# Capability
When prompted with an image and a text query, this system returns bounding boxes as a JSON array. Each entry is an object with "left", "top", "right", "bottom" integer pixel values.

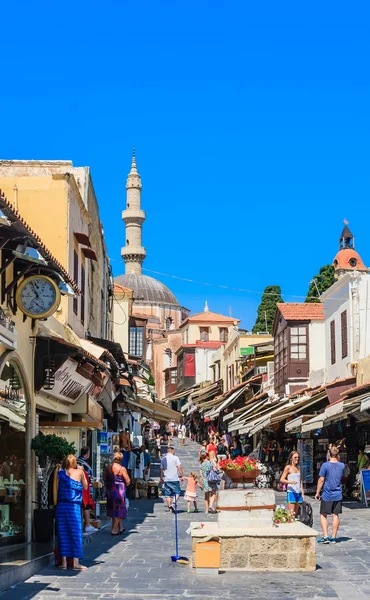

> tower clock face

[{"left": 15, "top": 275, "right": 61, "bottom": 319}]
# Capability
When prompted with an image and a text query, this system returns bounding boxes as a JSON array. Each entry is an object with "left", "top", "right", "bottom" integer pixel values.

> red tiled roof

[
  {"left": 180, "top": 310, "right": 239, "bottom": 327},
  {"left": 277, "top": 303, "right": 324, "bottom": 321},
  {"left": 340, "top": 379, "right": 370, "bottom": 399},
  {"left": 0, "top": 190, "right": 80, "bottom": 293}
]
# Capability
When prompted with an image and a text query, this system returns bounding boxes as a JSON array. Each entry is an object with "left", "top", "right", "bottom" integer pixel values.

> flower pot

[
  {"left": 222, "top": 469, "right": 261, "bottom": 483},
  {"left": 34, "top": 508, "right": 54, "bottom": 543}
]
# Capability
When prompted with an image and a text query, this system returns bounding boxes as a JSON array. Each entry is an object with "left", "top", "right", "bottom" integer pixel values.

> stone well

[{"left": 191, "top": 489, "right": 318, "bottom": 572}]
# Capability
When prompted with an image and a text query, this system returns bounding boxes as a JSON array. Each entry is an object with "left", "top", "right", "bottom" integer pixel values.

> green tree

[
  {"left": 252, "top": 285, "right": 283, "bottom": 334},
  {"left": 31, "top": 434, "right": 76, "bottom": 509},
  {"left": 306, "top": 265, "right": 335, "bottom": 303}
]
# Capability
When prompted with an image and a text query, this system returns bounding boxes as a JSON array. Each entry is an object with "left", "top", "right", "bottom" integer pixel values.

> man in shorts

[
  {"left": 160, "top": 446, "right": 184, "bottom": 513},
  {"left": 315, "top": 446, "right": 345, "bottom": 544}
]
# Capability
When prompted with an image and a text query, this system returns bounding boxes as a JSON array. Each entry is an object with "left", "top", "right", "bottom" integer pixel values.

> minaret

[{"left": 121, "top": 150, "right": 146, "bottom": 274}]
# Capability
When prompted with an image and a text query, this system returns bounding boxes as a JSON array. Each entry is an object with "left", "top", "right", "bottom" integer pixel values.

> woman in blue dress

[{"left": 56, "top": 454, "right": 88, "bottom": 570}]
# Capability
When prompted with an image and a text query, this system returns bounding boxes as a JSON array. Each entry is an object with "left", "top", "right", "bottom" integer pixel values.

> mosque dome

[{"left": 115, "top": 273, "right": 179, "bottom": 306}]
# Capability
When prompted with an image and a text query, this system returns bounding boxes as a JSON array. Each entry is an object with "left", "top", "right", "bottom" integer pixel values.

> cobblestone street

[{"left": 3, "top": 439, "right": 370, "bottom": 600}]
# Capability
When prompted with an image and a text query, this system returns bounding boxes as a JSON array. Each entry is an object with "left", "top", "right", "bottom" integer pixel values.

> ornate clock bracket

[{"left": 4, "top": 264, "right": 33, "bottom": 314}]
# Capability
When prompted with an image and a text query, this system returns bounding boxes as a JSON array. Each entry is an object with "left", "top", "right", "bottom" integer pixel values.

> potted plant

[
  {"left": 31, "top": 434, "right": 76, "bottom": 543},
  {"left": 274, "top": 504, "right": 297, "bottom": 525},
  {"left": 218, "top": 456, "right": 265, "bottom": 484}
]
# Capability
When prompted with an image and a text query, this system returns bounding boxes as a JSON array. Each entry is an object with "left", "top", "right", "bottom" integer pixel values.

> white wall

[
  {"left": 113, "top": 296, "right": 130, "bottom": 355},
  {"left": 322, "top": 272, "right": 370, "bottom": 383},
  {"left": 195, "top": 348, "right": 218, "bottom": 384},
  {"left": 309, "top": 321, "right": 326, "bottom": 372}
]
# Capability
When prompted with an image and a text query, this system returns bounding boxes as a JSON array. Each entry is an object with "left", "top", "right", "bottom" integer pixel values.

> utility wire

[{"left": 109, "top": 257, "right": 346, "bottom": 301}]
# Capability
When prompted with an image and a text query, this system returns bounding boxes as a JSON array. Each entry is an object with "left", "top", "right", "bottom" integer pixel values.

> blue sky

[{"left": 1, "top": 1, "right": 370, "bottom": 328}]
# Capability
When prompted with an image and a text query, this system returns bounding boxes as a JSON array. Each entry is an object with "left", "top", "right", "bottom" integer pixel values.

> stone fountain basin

[{"left": 191, "top": 521, "right": 319, "bottom": 572}]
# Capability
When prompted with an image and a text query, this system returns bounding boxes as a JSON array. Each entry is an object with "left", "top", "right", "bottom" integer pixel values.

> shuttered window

[
  {"left": 341, "top": 310, "right": 348, "bottom": 358},
  {"left": 330, "top": 320, "right": 336, "bottom": 365},
  {"left": 73, "top": 250, "right": 78, "bottom": 315}
]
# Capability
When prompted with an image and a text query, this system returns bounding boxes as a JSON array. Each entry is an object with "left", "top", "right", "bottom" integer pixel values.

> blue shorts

[
  {"left": 163, "top": 481, "right": 181, "bottom": 498},
  {"left": 287, "top": 491, "right": 303, "bottom": 504}
]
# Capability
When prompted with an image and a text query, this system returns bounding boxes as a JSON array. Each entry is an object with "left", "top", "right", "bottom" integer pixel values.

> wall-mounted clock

[{"left": 15, "top": 275, "right": 61, "bottom": 319}]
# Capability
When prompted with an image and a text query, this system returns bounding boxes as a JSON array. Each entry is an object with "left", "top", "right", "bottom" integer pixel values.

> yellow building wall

[
  {"left": 0, "top": 176, "right": 68, "bottom": 269},
  {"left": 183, "top": 322, "right": 235, "bottom": 344}
]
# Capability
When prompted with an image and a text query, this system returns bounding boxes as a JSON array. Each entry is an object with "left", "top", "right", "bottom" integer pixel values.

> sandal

[
  {"left": 111, "top": 532, "right": 120, "bottom": 536},
  {"left": 119, "top": 528, "right": 126, "bottom": 534},
  {"left": 57, "top": 565, "right": 67, "bottom": 570},
  {"left": 72, "top": 565, "right": 88, "bottom": 571}
]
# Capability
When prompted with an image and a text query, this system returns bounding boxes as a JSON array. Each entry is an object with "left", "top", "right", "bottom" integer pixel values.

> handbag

[{"left": 207, "top": 465, "right": 221, "bottom": 483}]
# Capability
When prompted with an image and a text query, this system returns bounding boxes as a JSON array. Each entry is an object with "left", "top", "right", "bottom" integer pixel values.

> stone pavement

[{"left": 3, "top": 439, "right": 370, "bottom": 600}]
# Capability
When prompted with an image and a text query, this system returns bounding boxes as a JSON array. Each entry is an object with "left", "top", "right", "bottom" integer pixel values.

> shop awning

[
  {"left": 204, "top": 383, "right": 250, "bottom": 419},
  {"left": 190, "top": 380, "right": 223, "bottom": 405},
  {"left": 164, "top": 386, "right": 199, "bottom": 404},
  {"left": 120, "top": 394, "right": 181, "bottom": 422},
  {"left": 285, "top": 415, "right": 313, "bottom": 432},
  {"left": 301, "top": 414, "right": 325, "bottom": 432},
  {"left": 239, "top": 401, "right": 292, "bottom": 435},
  {"left": 361, "top": 396, "right": 370, "bottom": 412},
  {"left": 0, "top": 404, "right": 26, "bottom": 431},
  {"left": 225, "top": 399, "right": 266, "bottom": 429}
]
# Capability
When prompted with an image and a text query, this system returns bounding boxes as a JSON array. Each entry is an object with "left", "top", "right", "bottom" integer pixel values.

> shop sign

[
  {"left": 40, "top": 358, "right": 92, "bottom": 404},
  {"left": 39, "top": 425, "right": 80, "bottom": 449},
  {"left": 88, "top": 371, "right": 109, "bottom": 402},
  {"left": 298, "top": 438, "right": 313, "bottom": 483},
  {"left": 240, "top": 347, "right": 254, "bottom": 356}
]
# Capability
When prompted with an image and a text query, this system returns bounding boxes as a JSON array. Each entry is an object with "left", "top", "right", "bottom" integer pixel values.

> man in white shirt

[
  {"left": 178, "top": 422, "right": 187, "bottom": 446},
  {"left": 160, "top": 447, "right": 184, "bottom": 513}
]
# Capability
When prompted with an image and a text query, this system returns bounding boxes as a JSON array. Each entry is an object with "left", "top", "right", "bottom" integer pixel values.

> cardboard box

[
  {"left": 90, "top": 520, "right": 101, "bottom": 529},
  {"left": 195, "top": 541, "right": 220, "bottom": 568}
]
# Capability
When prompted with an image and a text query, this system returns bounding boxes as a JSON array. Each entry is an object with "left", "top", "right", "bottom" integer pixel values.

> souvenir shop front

[
  {"left": 251, "top": 421, "right": 299, "bottom": 489},
  {"left": 304, "top": 414, "right": 370, "bottom": 499},
  {"left": 0, "top": 353, "right": 31, "bottom": 547}
]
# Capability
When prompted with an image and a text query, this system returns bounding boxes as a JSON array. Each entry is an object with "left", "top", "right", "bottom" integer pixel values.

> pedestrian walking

[
  {"left": 280, "top": 451, "right": 304, "bottom": 517},
  {"left": 183, "top": 472, "right": 201, "bottom": 513},
  {"left": 315, "top": 446, "right": 345, "bottom": 544},
  {"left": 199, "top": 453, "right": 217, "bottom": 514},
  {"left": 155, "top": 433, "right": 162, "bottom": 459},
  {"left": 216, "top": 438, "right": 228, "bottom": 461},
  {"left": 165, "top": 422, "right": 172, "bottom": 446},
  {"left": 104, "top": 452, "right": 131, "bottom": 535},
  {"left": 207, "top": 437, "right": 217, "bottom": 461},
  {"left": 178, "top": 422, "right": 187, "bottom": 446},
  {"left": 160, "top": 446, "right": 184, "bottom": 513},
  {"left": 77, "top": 446, "right": 95, "bottom": 533},
  {"left": 198, "top": 440, "right": 207, "bottom": 460},
  {"left": 143, "top": 446, "right": 151, "bottom": 481},
  {"left": 230, "top": 436, "right": 242, "bottom": 459},
  {"left": 358, "top": 447, "right": 368, "bottom": 472},
  {"left": 56, "top": 454, "right": 88, "bottom": 571}
]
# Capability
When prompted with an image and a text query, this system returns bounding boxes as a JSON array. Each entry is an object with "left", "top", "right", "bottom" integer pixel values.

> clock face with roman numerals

[{"left": 15, "top": 275, "right": 61, "bottom": 319}]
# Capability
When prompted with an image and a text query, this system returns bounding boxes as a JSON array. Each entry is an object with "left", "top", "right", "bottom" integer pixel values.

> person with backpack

[
  {"left": 315, "top": 445, "right": 345, "bottom": 544},
  {"left": 199, "top": 453, "right": 218, "bottom": 514}
]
